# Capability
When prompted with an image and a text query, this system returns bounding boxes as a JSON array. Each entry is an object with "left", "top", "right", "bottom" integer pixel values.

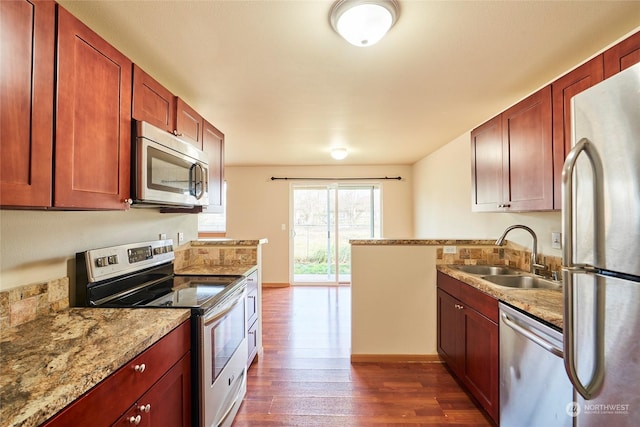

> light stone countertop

[
  {"left": 175, "top": 264, "right": 257, "bottom": 276},
  {"left": 0, "top": 308, "right": 190, "bottom": 427},
  {"left": 437, "top": 265, "right": 563, "bottom": 329},
  {"left": 350, "top": 239, "right": 497, "bottom": 246},
  {"left": 191, "top": 238, "right": 268, "bottom": 246}
]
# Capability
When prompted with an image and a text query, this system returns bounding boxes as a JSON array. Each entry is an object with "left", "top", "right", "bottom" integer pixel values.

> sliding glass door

[{"left": 291, "top": 184, "right": 381, "bottom": 284}]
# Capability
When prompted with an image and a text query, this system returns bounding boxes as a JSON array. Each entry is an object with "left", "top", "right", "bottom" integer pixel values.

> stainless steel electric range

[{"left": 75, "top": 239, "right": 248, "bottom": 427}]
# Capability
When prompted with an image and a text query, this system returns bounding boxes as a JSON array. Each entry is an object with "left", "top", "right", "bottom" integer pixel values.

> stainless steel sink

[
  {"left": 483, "top": 274, "right": 561, "bottom": 290},
  {"left": 451, "top": 265, "right": 522, "bottom": 275}
]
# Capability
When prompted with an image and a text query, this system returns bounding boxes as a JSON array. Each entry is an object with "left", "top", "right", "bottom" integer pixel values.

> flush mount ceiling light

[
  {"left": 330, "top": 0, "right": 399, "bottom": 47},
  {"left": 331, "top": 148, "right": 349, "bottom": 160}
]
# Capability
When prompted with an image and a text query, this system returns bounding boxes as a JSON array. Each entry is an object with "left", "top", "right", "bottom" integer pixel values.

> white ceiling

[{"left": 58, "top": 1, "right": 640, "bottom": 167}]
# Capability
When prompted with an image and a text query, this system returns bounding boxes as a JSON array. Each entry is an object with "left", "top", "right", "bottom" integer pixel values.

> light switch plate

[{"left": 551, "top": 232, "right": 561, "bottom": 249}]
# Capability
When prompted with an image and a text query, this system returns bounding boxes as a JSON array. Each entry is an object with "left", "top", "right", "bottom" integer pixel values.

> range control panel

[{"left": 83, "top": 240, "right": 175, "bottom": 283}]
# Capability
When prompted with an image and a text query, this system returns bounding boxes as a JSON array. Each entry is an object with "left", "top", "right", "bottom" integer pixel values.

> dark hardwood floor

[{"left": 233, "top": 286, "right": 493, "bottom": 426}]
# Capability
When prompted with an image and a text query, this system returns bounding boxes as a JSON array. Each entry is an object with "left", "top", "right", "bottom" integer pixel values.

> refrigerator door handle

[{"left": 561, "top": 137, "right": 606, "bottom": 400}]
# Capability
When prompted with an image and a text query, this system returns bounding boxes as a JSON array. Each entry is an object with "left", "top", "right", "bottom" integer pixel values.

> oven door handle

[{"left": 203, "top": 286, "right": 245, "bottom": 325}]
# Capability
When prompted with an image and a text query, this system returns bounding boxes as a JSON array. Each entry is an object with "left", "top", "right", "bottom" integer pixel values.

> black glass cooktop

[{"left": 101, "top": 274, "right": 244, "bottom": 312}]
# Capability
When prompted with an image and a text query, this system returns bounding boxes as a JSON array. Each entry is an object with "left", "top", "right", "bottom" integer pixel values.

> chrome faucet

[{"left": 495, "top": 224, "right": 546, "bottom": 274}]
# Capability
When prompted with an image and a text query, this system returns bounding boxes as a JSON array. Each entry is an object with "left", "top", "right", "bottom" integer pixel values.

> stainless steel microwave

[{"left": 132, "top": 121, "right": 209, "bottom": 207}]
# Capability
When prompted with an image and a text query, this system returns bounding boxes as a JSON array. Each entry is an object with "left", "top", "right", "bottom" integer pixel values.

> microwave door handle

[
  {"left": 194, "top": 163, "right": 204, "bottom": 200},
  {"left": 189, "top": 163, "right": 196, "bottom": 197},
  {"left": 188, "top": 163, "right": 205, "bottom": 199}
]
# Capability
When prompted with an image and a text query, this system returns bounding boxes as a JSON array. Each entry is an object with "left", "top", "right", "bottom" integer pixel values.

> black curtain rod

[{"left": 270, "top": 176, "right": 402, "bottom": 181}]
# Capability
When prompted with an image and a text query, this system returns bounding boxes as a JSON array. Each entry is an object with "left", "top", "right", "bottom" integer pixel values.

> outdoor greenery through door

[{"left": 292, "top": 184, "right": 381, "bottom": 284}]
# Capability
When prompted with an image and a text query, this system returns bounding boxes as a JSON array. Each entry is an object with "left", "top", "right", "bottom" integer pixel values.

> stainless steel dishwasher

[{"left": 499, "top": 302, "right": 574, "bottom": 427}]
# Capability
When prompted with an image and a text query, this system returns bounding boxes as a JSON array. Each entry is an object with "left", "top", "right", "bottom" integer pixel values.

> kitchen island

[{"left": 0, "top": 306, "right": 190, "bottom": 426}]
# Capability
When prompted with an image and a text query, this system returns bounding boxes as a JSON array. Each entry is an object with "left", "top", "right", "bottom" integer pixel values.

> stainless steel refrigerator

[{"left": 562, "top": 61, "right": 640, "bottom": 425}]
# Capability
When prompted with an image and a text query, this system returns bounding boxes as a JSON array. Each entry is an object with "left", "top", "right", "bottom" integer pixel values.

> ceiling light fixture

[
  {"left": 331, "top": 148, "right": 349, "bottom": 160},
  {"left": 330, "top": 0, "right": 399, "bottom": 47}
]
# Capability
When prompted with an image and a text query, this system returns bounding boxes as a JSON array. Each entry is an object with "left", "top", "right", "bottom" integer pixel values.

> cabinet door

[
  {"left": 551, "top": 56, "right": 603, "bottom": 209},
  {"left": 462, "top": 307, "right": 499, "bottom": 422},
  {"left": 470, "top": 115, "right": 502, "bottom": 212},
  {"left": 501, "top": 85, "right": 553, "bottom": 211},
  {"left": 202, "top": 120, "right": 225, "bottom": 213},
  {"left": 55, "top": 6, "right": 132, "bottom": 209},
  {"left": 436, "top": 289, "right": 463, "bottom": 376},
  {"left": 132, "top": 64, "right": 176, "bottom": 133},
  {"left": 604, "top": 30, "right": 640, "bottom": 78},
  {"left": 114, "top": 353, "right": 192, "bottom": 427},
  {"left": 0, "top": 0, "right": 54, "bottom": 207},
  {"left": 176, "top": 98, "right": 204, "bottom": 149}
]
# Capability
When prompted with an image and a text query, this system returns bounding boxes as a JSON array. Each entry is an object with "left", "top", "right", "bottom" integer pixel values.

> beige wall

[
  {"left": 412, "top": 131, "right": 562, "bottom": 257},
  {"left": 224, "top": 165, "right": 414, "bottom": 284},
  {"left": 0, "top": 210, "right": 198, "bottom": 292}
]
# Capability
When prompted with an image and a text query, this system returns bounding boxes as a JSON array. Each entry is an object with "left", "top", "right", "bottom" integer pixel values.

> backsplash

[
  {"left": 0, "top": 277, "right": 69, "bottom": 329},
  {"left": 174, "top": 245, "right": 257, "bottom": 270},
  {"left": 435, "top": 242, "right": 562, "bottom": 275}
]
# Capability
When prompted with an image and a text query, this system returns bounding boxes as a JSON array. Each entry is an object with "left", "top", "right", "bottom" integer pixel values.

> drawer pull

[
  {"left": 129, "top": 415, "right": 142, "bottom": 424},
  {"left": 139, "top": 403, "right": 151, "bottom": 413},
  {"left": 134, "top": 363, "right": 146, "bottom": 373}
]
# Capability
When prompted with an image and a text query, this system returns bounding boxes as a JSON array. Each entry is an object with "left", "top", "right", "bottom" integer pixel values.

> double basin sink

[{"left": 451, "top": 265, "right": 561, "bottom": 290}]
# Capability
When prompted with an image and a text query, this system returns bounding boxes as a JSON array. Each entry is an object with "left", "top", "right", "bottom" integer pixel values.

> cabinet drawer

[
  {"left": 436, "top": 271, "right": 498, "bottom": 322},
  {"left": 44, "top": 320, "right": 190, "bottom": 427},
  {"left": 247, "top": 318, "right": 258, "bottom": 365}
]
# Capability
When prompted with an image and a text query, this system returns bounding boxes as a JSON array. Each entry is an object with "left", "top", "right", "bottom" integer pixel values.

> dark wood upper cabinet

[
  {"left": 501, "top": 85, "right": 553, "bottom": 211},
  {"left": 176, "top": 98, "right": 204, "bottom": 149},
  {"left": 604, "top": 30, "right": 640, "bottom": 78},
  {"left": 471, "top": 86, "right": 553, "bottom": 212},
  {"left": 0, "top": 0, "right": 55, "bottom": 208},
  {"left": 132, "top": 64, "right": 176, "bottom": 133},
  {"left": 551, "top": 56, "right": 604, "bottom": 208},
  {"left": 202, "top": 120, "right": 225, "bottom": 213},
  {"left": 471, "top": 115, "right": 502, "bottom": 212},
  {"left": 132, "top": 67, "right": 206, "bottom": 149},
  {"left": 54, "top": 6, "right": 132, "bottom": 209}
]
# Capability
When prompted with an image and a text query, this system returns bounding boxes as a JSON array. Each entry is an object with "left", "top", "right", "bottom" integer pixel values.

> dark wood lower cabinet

[
  {"left": 437, "top": 272, "right": 499, "bottom": 423},
  {"left": 113, "top": 353, "right": 191, "bottom": 427}
]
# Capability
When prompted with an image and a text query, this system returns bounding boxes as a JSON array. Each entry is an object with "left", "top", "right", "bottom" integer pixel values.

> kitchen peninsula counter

[
  {"left": 349, "top": 238, "right": 562, "bottom": 359},
  {"left": 0, "top": 308, "right": 190, "bottom": 427}
]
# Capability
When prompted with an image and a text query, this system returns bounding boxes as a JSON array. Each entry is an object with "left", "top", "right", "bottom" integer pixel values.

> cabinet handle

[
  {"left": 172, "top": 129, "right": 183, "bottom": 137},
  {"left": 134, "top": 363, "right": 146, "bottom": 373},
  {"left": 454, "top": 304, "right": 464, "bottom": 310},
  {"left": 497, "top": 203, "right": 512, "bottom": 208},
  {"left": 128, "top": 415, "right": 142, "bottom": 425},
  {"left": 139, "top": 403, "right": 151, "bottom": 413}
]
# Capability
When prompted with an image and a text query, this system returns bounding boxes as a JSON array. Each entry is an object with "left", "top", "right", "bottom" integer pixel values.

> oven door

[
  {"left": 201, "top": 285, "right": 247, "bottom": 427},
  {"left": 134, "top": 122, "right": 209, "bottom": 207}
]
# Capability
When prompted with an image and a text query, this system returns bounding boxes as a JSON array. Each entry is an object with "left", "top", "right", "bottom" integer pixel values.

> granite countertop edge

[
  {"left": 437, "top": 265, "right": 563, "bottom": 329},
  {"left": 350, "top": 239, "right": 497, "bottom": 246},
  {"left": 0, "top": 308, "right": 191, "bottom": 427}
]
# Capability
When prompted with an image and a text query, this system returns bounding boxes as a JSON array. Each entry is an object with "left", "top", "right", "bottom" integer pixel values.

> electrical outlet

[
  {"left": 159, "top": 233, "right": 167, "bottom": 240},
  {"left": 281, "top": 223, "right": 286, "bottom": 231},
  {"left": 178, "top": 232, "right": 184, "bottom": 244},
  {"left": 443, "top": 246, "right": 457, "bottom": 254},
  {"left": 551, "top": 232, "right": 562, "bottom": 249}
]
